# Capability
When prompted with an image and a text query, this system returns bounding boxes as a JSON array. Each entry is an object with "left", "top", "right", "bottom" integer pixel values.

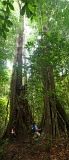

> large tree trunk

[
  {"left": 42, "top": 76, "right": 52, "bottom": 138},
  {"left": 2, "top": 15, "right": 33, "bottom": 140},
  {"left": 41, "top": 66, "right": 59, "bottom": 138},
  {"left": 41, "top": 66, "right": 69, "bottom": 139}
]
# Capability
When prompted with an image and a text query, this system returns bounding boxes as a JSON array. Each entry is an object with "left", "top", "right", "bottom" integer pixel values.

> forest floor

[{"left": 0, "top": 131, "right": 69, "bottom": 160}]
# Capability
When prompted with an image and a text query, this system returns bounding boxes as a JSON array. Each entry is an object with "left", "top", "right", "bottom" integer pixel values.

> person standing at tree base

[
  {"left": 11, "top": 126, "right": 16, "bottom": 142},
  {"left": 32, "top": 122, "right": 41, "bottom": 138}
]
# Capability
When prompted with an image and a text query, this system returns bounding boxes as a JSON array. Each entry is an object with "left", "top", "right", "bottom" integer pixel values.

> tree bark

[
  {"left": 41, "top": 66, "right": 59, "bottom": 138},
  {"left": 42, "top": 71, "right": 52, "bottom": 138},
  {"left": 48, "top": 66, "right": 59, "bottom": 137}
]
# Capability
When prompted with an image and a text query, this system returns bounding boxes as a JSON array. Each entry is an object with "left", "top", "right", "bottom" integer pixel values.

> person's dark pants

[{"left": 11, "top": 134, "right": 16, "bottom": 142}]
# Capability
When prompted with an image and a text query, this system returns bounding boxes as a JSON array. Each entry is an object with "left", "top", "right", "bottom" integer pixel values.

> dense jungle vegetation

[{"left": 0, "top": 0, "right": 69, "bottom": 160}]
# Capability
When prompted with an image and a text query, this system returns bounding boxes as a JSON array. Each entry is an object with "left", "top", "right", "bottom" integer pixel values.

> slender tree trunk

[
  {"left": 48, "top": 66, "right": 59, "bottom": 137},
  {"left": 16, "top": 33, "right": 23, "bottom": 95},
  {"left": 23, "top": 14, "right": 27, "bottom": 85},
  {"left": 42, "top": 73, "right": 52, "bottom": 138}
]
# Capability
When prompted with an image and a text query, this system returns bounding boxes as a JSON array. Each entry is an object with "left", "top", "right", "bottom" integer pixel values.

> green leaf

[
  {"left": 9, "top": 3, "right": 14, "bottom": 10},
  {"left": 5, "top": 28, "right": 9, "bottom": 32},
  {"left": 28, "top": 4, "right": 34, "bottom": 13},
  {"left": 3, "top": 32, "right": 6, "bottom": 39},
  {"left": 0, "top": 9, "right": 6, "bottom": 14},
  {"left": 2, "top": 1, "right": 7, "bottom": 6},
  {"left": 0, "top": 29, "right": 2, "bottom": 36},
  {"left": 28, "top": 0, "right": 35, "bottom": 5},
  {"left": 20, "top": 5, "right": 26, "bottom": 16},
  {"left": 6, "top": 20, "right": 13, "bottom": 27},
  {"left": 2, "top": 23, "right": 6, "bottom": 28},
  {"left": 0, "top": 15, "right": 4, "bottom": 20},
  {"left": 26, "top": 6, "right": 31, "bottom": 18},
  {"left": 20, "top": 0, "right": 26, "bottom": 2},
  {"left": 5, "top": 15, "right": 9, "bottom": 20},
  {"left": 6, "top": 6, "right": 10, "bottom": 14}
]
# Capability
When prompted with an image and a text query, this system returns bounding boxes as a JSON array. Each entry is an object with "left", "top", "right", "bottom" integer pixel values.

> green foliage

[
  {"left": 28, "top": 31, "right": 69, "bottom": 75},
  {"left": 35, "top": 0, "right": 69, "bottom": 34},
  {"left": 26, "top": 27, "right": 69, "bottom": 120},
  {"left": 24, "top": 0, "right": 69, "bottom": 121},
  {"left": 27, "top": 77, "right": 44, "bottom": 122},
  {"left": 20, "top": 0, "right": 36, "bottom": 18},
  {"left": 55, "top": 75, "right": 69, "bottom": 118},
  {"left": 0, "top": 0, "right": 36, "bottom": 38},
  {"left": 0, "top": 97, "right": 8, "bottom": 135},
  {"left": 0, "top": 0, "right": 14, "bottom": 39},
  {"left": 0, "top": 9, "right": 20, "bottom": 89},
  {"left": 0, "top": 61, "right": 9, "bottom": 86}
]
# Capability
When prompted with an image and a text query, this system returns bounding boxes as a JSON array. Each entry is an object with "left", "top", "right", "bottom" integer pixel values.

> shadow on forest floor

[{"left": 0, "top": 131, "right": 69, "bottom": 160}]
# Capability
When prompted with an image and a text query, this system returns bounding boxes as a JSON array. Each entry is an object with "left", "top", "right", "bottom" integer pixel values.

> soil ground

[{"left": 0, "top": 131, "right": 69, "bottom": 160}]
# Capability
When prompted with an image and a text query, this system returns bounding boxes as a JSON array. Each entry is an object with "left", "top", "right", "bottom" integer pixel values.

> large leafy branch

[{"left": 0, "top": 0, "right": 36, "bottom": 39}]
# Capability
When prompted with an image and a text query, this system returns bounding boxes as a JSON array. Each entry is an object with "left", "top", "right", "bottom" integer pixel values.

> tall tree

[
  {"left": 2, "top": 0, "right": 34, "bottom": 140},
  {"left": 27, "top": 29, "right": 69, "bottom": 138}
]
